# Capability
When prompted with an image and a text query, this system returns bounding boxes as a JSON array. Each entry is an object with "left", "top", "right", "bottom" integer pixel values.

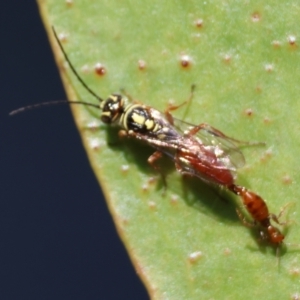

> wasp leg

[
  {"left": 165, "top": 84, "right": 196, "bottom": 125},
  {"left": 119, "top": 89, "right": 145, "bottom": 105},
  {"left": 236, "top": 209, "right": 274, "bottom": 246},
  {"left": 270, "top": 202, "right": 295, "bottom": 226},
  {"left": 165, "top": 102, "right": 188, "bottom": 125},
  {"left": 119, "top": 88, "right": 135, "bottom": 102},
  {"left": 148, "top": 151, "right": 168, "bottom": 188},
  {"left": 236, "top": 208, "right": 256, "bottom": 228},
  {"left": 119, "top": 130, "right": 167, "bottom": 188},
  {"left": 118, "top": 129, "right": 128, "bottom": 139},
  {"left": 148, "top": 150, "right": 163, "bottom": 166}
]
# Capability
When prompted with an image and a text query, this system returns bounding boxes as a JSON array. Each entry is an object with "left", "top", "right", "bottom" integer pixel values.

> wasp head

[{"left": 100, "top": 94, "right": 126, "bottom": 124}]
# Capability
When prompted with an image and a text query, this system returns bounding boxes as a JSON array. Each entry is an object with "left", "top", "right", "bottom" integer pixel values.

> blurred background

[{"left": 1, "top": 1, "right": 148, "bottom": 299}]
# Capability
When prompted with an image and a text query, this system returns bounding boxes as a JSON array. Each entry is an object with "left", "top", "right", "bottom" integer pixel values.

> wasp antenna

[
  {"left": 51, "top": 26, "right": 104, "bottom": 103},
  {"left": 276, "top": 246, "right": 281, "bottom": 271},
  {"left": 9, "top": 100, "right": 100, "bottom": 116}
]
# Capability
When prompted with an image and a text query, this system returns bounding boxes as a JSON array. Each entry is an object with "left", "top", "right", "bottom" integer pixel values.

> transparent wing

[
  {"left": 171, "top": 118, "right": 246, "bottom": 171},
  {"left": 138, "top": 107, "right": 246, "bottom": 174}
]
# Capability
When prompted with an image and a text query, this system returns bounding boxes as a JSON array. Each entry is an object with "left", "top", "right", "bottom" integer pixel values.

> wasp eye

[
  {"left": 101, "top": 111, "right": 112, "bottom": 124},
  {"left": 102, "top": 100, "right": 114, "bottom": 112}
]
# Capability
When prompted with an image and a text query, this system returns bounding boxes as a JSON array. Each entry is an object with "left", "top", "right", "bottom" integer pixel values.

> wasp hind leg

[
  {"left": 236, "top": 208, "right": 256, "bottom": 228},
  {"left": 270, "top": 202, "right": 295, "bottom": 226},
  {"left": 148, "top": 151, "right": 168, "bottom": 190}
]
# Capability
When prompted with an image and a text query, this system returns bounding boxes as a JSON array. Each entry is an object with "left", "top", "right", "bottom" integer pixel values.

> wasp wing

[
  {"left": 171, "top": 118, "right": 246, "bottom": 171},
  {"left": 130, "top": 107, "right": 245, "bottom": 178}
]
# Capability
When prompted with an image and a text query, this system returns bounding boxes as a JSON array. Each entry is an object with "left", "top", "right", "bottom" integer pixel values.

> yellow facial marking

[
  {"left": 101, "top": 111, "right": 111, "bottom": 117},
  {"left": 110, "top": 95, "right": 118, "bottom": 102}
]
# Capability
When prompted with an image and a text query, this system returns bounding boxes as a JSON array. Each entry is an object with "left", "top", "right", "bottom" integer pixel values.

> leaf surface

[{"left": 38, "top": 1, "right": 300, "bottom": 299}]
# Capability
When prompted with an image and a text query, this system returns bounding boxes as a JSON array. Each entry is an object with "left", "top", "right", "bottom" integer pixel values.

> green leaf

[{"left": 38, "top": 1, "right": 300, "bottom": 299}]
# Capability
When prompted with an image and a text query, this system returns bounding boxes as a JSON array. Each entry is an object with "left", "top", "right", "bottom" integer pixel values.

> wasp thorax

[{"left": 100, "top": 94, "right": 126, "bottom": 124}]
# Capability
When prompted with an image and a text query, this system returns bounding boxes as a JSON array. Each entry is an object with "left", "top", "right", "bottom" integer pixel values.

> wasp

[
  {"left": 160, "top": 120, "right": 287, "bottom": 252},
  {"left": 172, "top": 123, "right": 287, "bottom": 248},
  {"left": 10, "top": 27, "right": 289, "bottom": 255}
]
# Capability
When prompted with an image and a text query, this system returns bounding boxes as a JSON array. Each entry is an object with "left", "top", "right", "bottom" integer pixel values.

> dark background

[{"left": 1, "top": 2, "right": 148, "bottom": 299}]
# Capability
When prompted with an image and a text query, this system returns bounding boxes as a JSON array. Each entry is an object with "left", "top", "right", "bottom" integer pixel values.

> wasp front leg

[
  {"left": 165, "top": 102, "right": 188, "bottom": 126},
  {"left": 164, "top": 84, "right": 195, "bottom": 125},
  {"left": 122, "top": 130, "right": 168, "bottom": 187},
  {"left": 118, "top": 129, "right": 128, "bottom": 138}
]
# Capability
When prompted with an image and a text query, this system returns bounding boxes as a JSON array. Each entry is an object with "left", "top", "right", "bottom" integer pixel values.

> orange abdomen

[{"left": 237, "top": 187, "right": 269, "bottom": 222}]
